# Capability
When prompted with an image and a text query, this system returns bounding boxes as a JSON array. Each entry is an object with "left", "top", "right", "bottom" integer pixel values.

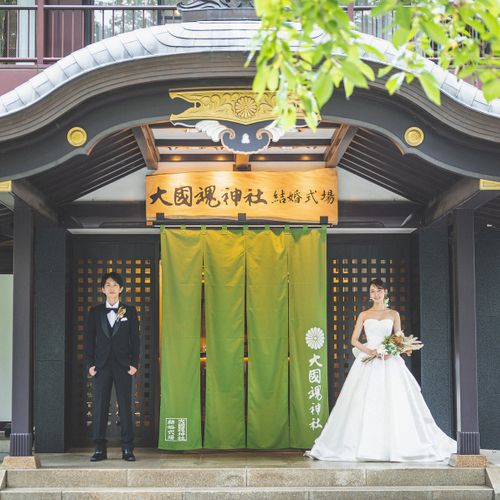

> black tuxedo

[
  {"left": 84, "top": 302, "right": 140, "bottom": 370},
  {"left": 84, "top": 302, "right": 140, "bottom": 448}
]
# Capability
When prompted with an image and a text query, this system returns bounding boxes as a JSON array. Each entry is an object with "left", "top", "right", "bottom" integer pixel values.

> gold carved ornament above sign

[
  {"left": 169, "top": 89, "right": 305, "bottom": 126},
  {"left": 145, "top": 169, "right": 338, "bottom": 225}
]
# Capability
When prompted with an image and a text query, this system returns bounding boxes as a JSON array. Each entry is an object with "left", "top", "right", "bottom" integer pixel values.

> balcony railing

[
  {"left": 0, "top": 2, "right": 180, "bottom": 65},
  {"left": 0, "top": 2, "right": 449, "bottom": 67}
]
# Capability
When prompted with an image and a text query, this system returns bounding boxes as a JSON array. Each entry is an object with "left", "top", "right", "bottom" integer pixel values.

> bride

[{"left": 305, "top": 278, "right": 457, "bottom": 462}]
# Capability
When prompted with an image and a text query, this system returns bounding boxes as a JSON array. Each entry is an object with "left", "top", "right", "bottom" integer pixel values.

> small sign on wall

[{"left": 146, "top": 169, "right": 338, "bottom": 224}]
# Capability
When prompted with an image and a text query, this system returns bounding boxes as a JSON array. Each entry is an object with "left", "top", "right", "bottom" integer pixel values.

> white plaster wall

[{"left": 0, "top": 275, "right": 13, "bottom": 421}]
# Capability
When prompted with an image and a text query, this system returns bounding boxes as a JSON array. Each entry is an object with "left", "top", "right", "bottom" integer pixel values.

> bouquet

[{"left": 361, "top": 330, "right": 424, "bottom": 363}]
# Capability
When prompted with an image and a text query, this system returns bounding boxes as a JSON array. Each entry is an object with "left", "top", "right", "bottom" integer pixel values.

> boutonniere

[{"left": 116, "top": 306, "right": 127, "bottom": 321}]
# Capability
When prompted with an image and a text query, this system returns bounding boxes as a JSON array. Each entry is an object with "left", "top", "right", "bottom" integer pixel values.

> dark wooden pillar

[
  {"left": 33, "top": 220, "right": 68, "bottom": 452},
  {"left": 9, "top": 198, "right": 34, "bottom": 456},
  {"left": 418, "top": 220, "right": 454, "bottom": 436},
  {"left": 451, "top": 209, "right": 480, "bottom": 454}
]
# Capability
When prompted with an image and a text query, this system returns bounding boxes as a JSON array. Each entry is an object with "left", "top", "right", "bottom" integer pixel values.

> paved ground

[{"left": 1, "top": 433, "right": 499, "bottom": 469}]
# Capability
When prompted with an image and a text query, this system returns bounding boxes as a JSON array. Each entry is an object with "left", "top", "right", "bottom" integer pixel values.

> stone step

[
  {"left": 3, "top": 467, "right": 487, "bottom": 489},
  {"left": 0, "top": 485, "right": 494, "bottom": 500}
]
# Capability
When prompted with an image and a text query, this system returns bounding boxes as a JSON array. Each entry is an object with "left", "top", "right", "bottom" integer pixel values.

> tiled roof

[{"left": 0, "top": 21, "right": 499, "bottom": 119}]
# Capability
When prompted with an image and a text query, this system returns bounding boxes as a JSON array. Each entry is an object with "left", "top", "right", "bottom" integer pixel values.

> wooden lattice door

[
  {"left": 70, "top": 235, "right": 159, "bottom": 447},
  {"left": 326, "top": 234, "right": 414, "bottom": 409}
]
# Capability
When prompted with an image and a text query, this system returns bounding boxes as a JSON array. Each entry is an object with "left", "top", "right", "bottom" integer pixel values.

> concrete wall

[
  {"left": 475, "top": 229, "right": 500, "bottom": 450},
  {"left": 0, "top": 274, "right": 13, "bottom": 422}
]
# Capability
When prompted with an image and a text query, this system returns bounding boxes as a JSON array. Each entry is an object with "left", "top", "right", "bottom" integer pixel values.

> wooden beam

[
  {"left": 155, "top": 138, "right": 332, "bottom": 148},
  {"left": 133, "top": 125, "right": 159, "bottom": 170},
  {"left": 424, "top": 177, "right": 500, "bottom": 226},
  {"left": 324, "top": 124, "right": 358, "bottom": 167},
  {"left": 15, "top": 180, "right": 59, "bottom": 224},
  {"left": 338, "top": 201, "right": 422, "bottom": 228},
  {"left": 233, "top": 154, "right": 250, "bottom": 171},
  {"left": 0, "top": 179, "right": 59, "bottom": 224},
  {"left": 159, "top": 153, "right": 325, "bottom": 163},
  {"left": 61, "top": 200, "right": 420, "bottom": 229}
]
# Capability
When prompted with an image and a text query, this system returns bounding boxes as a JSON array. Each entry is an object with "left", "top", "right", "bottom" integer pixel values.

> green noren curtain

[
  {"left": 158, "top": 229, "right": 203, "bottom": 450},
  {"left": 204, "top": 229, "right": 246, "bottom": 449},
  {"left": 246, "top": 229, "right": 289, "bottom": 448},
  {"left": 288, "top": 227, "right": 329, "bottom": 448},
  {"left": 159, "top": 227, "right": 328, "bottom": 450}
]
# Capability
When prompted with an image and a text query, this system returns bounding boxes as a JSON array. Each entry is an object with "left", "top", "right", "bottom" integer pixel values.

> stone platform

[{"left": 0, "top": 449, "right": 499, "bottom": 499}]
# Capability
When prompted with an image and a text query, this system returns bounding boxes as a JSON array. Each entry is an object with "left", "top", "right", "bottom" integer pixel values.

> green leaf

[
  {"left": 254, "top": 0, "right": 267, "bottom": 17},
  {"left": 359, "top": 43, "right": 386, "bottom": 62},
  {"left": 405, "top": 73, "right": 415, "bottom": 84},
  {"left": 457, "top": 65, "right": 478, "bottom": 79},
  {"left": 343, "top": 78, "right": 354, "bottom": 99},
  {"left": 482, "top": 12, "right": 500, "bottom": 36},
  {"left": 393, "top": 27, "right": 410, "bottom": 48},
  {"left": 341, "top": 60, "right": 369, "bottom": 88},
  {"left": 378, "top": 65, "right": 394, "bottom": 78},
  {"left": 252, "top": 64, "right": 269, "bottom": 95},
  {"left": 267, "top": 67, "right": 279, "bottom": 92},
  {"left": 312, "top": 71, "right": 334, "bottom": 107},
  {"left": 371, "top": 0, "right": 398, "bottom": 17},
  {"left": 282, "top": 61, "right": 298, "bottom": 87},
  {"left": 482, "top": 78, "right": 500, "bottom": 101},
  {"left": 358, "top": 61, "right": 375, "bottom": 81},
  {"left": 300, "top": 92, "right": 316, "bottom": 114},
  {"left": 417, "top": 72, "right": 441, "bottom": 105},
  {"left": 386, "top": 71, "right": 405, "bottom": 95},
  {"left": 282, "top": 105, "right": 297, "bottom": 130},
  {"left": 421, "top": 20, "right": 448, "bottom": 46},
  {"left": 331, "top": 67, "right": 344, "bottom": 87},
  {"left": 304, "top": 111, "right": 319, "bottom": 130}
]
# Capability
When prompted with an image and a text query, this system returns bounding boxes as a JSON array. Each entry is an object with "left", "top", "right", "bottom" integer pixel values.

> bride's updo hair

[{"left": 370, "top": 278, "right": 387, "bottom": 290}]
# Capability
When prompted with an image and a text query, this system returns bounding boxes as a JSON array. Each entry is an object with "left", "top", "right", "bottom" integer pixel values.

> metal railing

[
  {"left": 0, "top": 2, "right": 179, "bottom": 65},
  {"left": 0, "top": 2, "right": 476, "bottom": 66}
]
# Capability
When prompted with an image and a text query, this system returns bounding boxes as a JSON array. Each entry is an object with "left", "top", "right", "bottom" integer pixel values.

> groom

[{"left": 84, "top": 271, "right": 140, "bottom": 462}]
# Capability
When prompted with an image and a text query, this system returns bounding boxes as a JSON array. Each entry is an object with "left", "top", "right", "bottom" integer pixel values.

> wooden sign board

[{"left": 146, "top": 169, "right": 338, "bottom": 224}]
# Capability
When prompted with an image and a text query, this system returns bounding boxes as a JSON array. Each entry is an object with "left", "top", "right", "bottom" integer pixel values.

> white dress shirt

[{"left": 106, "top": 301, "right": 119, "bottom": 327}]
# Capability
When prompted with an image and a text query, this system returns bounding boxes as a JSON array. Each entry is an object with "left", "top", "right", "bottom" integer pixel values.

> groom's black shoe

[
  {"left": 122, "top": 448, "right": 136, "bottom": 461},
  {"left": 90, "top": 447, "right": 107, "bottom": 462}
]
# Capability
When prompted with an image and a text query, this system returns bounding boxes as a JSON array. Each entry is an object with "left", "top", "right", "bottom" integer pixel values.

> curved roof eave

[{"left": 0, "top": 21, "right": 499, "bottom": 121}]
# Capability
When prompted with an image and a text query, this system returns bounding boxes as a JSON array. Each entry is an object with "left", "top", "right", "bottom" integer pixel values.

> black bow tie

[{"left": 105, "top": 307, "right": 118, "bottom": 314}]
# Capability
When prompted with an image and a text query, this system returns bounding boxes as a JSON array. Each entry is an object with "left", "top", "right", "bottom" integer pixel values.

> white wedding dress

[{"left": 306, "top": 318, "right": 457, "bottom": 462}]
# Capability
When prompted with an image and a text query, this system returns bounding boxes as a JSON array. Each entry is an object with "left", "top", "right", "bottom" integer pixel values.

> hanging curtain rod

[{"left": 155, "top": 224, "right": 328, "bottom": 229}]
